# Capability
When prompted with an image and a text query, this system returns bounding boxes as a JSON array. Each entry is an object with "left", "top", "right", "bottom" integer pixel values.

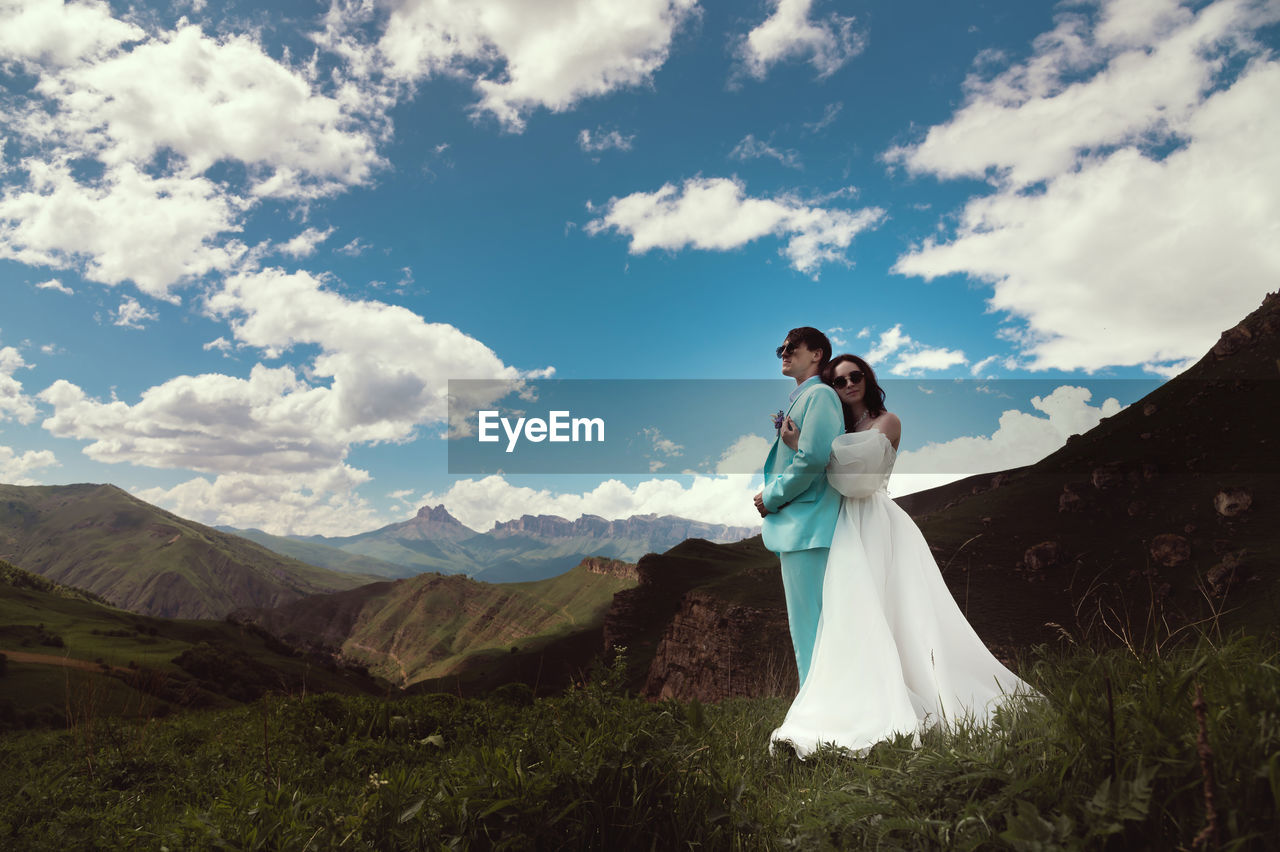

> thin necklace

[{"left": 852, "top": 410, "right": 869, "bottom": 429}]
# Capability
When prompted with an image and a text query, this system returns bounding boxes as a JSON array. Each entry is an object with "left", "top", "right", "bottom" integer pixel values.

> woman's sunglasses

[{"left": 831, "top": 371, "right": 865, "bottom": 389}]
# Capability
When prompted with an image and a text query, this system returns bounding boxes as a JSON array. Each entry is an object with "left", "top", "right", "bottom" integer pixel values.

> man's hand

[
  {"left": 780, "top": 416, "right": 799, "bottom": 451},
  {"left": 753, "top": 491, "right": 772, "bottom": 518}
]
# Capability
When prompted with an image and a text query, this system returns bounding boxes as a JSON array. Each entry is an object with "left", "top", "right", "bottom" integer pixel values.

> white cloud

[
  {"left": 642, "top": 426, "right": 684, "bottom": 457},
  {"left": 417, "top": 473, "right": 763, "bottom": 531},
  {"left": 0, "top": 0, "right": 142, "bottom": 67},
  {"left": 578, "top": 127, "right": 635, "bottom": 153},
  {"left": 38, "top": 268, "right": 538, "bottom": 477},
  {"left": 0, "top": 444, "right": 58, "bottom": 485},
  {"left": 889, "top": 0, "right": 1280, "bottom": 373},
  {"left": 890, "top": 346, "right": 967, "bottom": 376},
  {"left": 35, "top": 278, "right": 73, "bottom": 295},
  {"left": 22, "top": 24, "right": 387, "bottom": 198},
  {"left": 729, "top": 134, "right": 802, "bottom": 169},
  {"left": 278, "top": 227, "right": 335, "bottom": 258},
  {"left": 891, "top": 385, "right": 1124, "bottom": 496},
  {"left": 585, "top": 176, "right": 884, "bottom": 275},
  {"left": 714, "top": 433, "right": 772, "bottom": 474},
  {"left": 133, "top": 466, "right": 383, "bottom": 536},
  {"left": 374, "top": 0, "right": 699, "bottom": 131},
  {"left": 738, "top": 0, "right": 865, "bottom": 80},
  {"left": 0, "top": 345, "right": 39, "bottom": 424},
  {"left": 864, "top": 324, "right": 911, "bottom": 364},
  {"left": 804, "top": 101, "right": 842, "bottom": 133},
  {"left": 113, "top": 296, "right": 159, "bottom": 329},
  {"left": 336, "top": 237, "right": 372, "bottom": 257},
  {"left": 859, "top": 323, "right": 971, "bottom": 376},
  {"left": 0, "top": 161, "right": 243, "bottom": 299},
  {"left": 0, "top": 9, "right": 390, "bottom": 297},
  {"left": 970, "top": 355, "right": 999, "bottom": 376}
]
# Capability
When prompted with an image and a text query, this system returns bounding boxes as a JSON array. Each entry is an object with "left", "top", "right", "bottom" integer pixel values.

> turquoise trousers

[{"left": 780, "top": 547, "right": 828, "bottom": 688}]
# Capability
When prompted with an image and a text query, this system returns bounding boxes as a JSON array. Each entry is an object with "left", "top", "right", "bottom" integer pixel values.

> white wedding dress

[{"left": 770, "top": 428, "right": 1035, "bottom": 758}]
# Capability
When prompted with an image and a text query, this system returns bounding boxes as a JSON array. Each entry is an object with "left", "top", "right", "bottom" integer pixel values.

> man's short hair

[{"left": 785, "top": 327, "right": 832, "bottom": 370}]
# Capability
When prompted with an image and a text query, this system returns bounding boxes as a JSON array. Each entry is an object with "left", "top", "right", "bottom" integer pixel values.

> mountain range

[
  {"left": 251, "top": 289, "right": 1276, "bottom": 702},
  {"left": 3, "top": 291, "right": 1276, "bottom": 711},
  {"left": 227, "top": 508, "right": 756, "bottom": 583},
  {"left": 0, "top": 484, "right": 375, "bottom": 620}
]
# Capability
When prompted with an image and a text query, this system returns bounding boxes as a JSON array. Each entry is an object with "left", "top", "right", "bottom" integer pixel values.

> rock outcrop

[
  {"left": 643, "top": 591, "right": 795, "bottom": 701},
  {"left": 580, "top": 556, "right": 639, "bottom": 582}
]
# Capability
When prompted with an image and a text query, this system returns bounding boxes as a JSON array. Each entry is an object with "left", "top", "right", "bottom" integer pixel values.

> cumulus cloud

[
  {"left": 38, "top": 269, "right": 537, "bottom": 480},
  {"left": 585, "top": 176, "right": 884, "bottom": 275},
  {"left": 714, "top": 433, "right": 772, "bottom": 475},
  {"left": 0, "top": 0, "right": 142, "bottom": 67},
  {"left": 372, "top": 0, "right": 699, "bottom": 131},
  {"left": 737, "top": 0, "right": 865, "bottom": 80},
  {"left": 888, "top": 0, "right": 1280, "bottom": 373},
  {"left": 0, "top": 6, "right": 389, "bottom": 297},
  {"left": 113, "top": 296, "right": 159, "bottom": 329},
  {"left": 35, "top": 278, "right": 73, "bottom": 295},
  {"left": 0, "top": 345, "right": 39, "bottom": 424},
  {"left": 578, "top": 127, "right": 635, "bottom": 153},
  {"left": 729, "top": 134, "right": 802, "bottom": 169},
  {"left": 891, "top": 385, "right": 1123, "bottom": 495},
  {"left": 416, "top": 472, "right": 763, "bottom": 531},
  {"left": 133, "top": 465, "right": 384, "bottom": 536},
  {"left": 857, "top": 323, "right": 970, "bottom": 376},
  {"left": 0, "top": 161, "right": 243, "bottom": 299},
  {"left": 278, "top": 227, "right": 335, "bottom": 258},
  {"left": 21, "top": 24, "right": 387, "bottom": 197},
  {"left": 890, "top": 346, "right": 967, "bottom": 376},
  {"left": 0, "top": 444, "right": 58, "bottom": 485}
]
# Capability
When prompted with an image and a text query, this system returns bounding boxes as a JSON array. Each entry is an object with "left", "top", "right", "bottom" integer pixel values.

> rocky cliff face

[
  {"left": 642, "top": 590, "right": 795, "bottom": 701},
  {"left": 601, "top": 537, "right": 791, "bottom": 701},
  {"left": 580, "top": 556, "right": 639, "bottom": 582}
]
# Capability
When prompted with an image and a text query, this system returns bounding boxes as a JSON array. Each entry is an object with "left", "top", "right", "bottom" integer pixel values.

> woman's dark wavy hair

[{"left": 821, "top": 353, "right": 887, "bottom": 432}]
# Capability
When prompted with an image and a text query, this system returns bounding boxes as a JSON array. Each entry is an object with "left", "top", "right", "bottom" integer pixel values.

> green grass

[{"left": 3, "top": 632, "right": 1277, "bottom": 850}]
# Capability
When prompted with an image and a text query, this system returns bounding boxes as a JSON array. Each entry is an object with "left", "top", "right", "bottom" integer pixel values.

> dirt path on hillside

[
  {"left": 348, "top": 641, "right": 408, "bottom": 686},
  {"left": 1, "top": 650, "right": 130, "bottom": 674}
]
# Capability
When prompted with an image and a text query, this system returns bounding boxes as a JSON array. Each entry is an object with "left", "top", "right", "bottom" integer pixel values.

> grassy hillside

[
  {"left": 2, "top": 632, "right": 1276, "bottom": 849},
  {"left": 238, "top": 560, "right": 638, "bottom": 689},
  {"left": 0, "top": 483, "right": 376, "bottom": 619},
  {"left": 0, "top": 561, "right": 386, "bottom": 729}
]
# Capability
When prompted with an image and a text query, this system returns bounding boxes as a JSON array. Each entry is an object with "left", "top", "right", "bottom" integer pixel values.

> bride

[{"left": 770, "top": 354, "right": 1035, "bottom": 758}]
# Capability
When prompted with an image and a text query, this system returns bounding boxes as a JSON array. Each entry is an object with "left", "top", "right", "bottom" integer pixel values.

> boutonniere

[{"left": 771, "top": 409, "right": 785, "bottom": 431}]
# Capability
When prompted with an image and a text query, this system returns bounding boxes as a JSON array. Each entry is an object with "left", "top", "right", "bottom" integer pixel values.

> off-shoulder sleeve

[{"left": 827, "top": 431, "right": 894, "bottom": 499}]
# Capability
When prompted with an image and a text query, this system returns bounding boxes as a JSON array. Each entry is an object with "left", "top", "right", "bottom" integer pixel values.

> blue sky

[{"left": 0, "top": 0, "right": 1276, "bottom": 534}]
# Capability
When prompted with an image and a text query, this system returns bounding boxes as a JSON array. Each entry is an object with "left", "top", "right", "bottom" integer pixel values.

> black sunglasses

[
  {"left": 776, "top": 342, "right": 803, "bottom": 358},
  {"left": 831, "top": 371, "right": 865, "bottom": 389}
]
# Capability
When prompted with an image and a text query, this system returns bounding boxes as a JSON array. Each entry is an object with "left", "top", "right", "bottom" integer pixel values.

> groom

[{"left": 754, "top": 327, "right": 844, "bottom": 689}]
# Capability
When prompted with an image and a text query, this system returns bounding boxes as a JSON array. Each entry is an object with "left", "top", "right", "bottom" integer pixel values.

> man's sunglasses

[
  {"left": 776, "top": 342, "right": 802, "bottom": 358},
  {"left": 831, "top": 371, "right": 865, "bottom": 389}
]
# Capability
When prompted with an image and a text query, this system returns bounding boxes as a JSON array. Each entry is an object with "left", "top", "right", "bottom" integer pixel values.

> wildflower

[{"left": 771, "top": 409, "right": 785, "bottom": 431}]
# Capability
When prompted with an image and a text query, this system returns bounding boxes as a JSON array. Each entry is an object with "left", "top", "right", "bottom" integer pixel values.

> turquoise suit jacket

[{"left": 761, "top": 377, "right": 844, "bottom": 553}]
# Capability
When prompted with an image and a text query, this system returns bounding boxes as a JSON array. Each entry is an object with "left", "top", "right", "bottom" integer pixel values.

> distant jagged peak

[
  {"left": 398, "top": 503, "right": 477, "bottom": 539},
  {"left": 414, "top": 504, "right": 466, "bottom": 525}
]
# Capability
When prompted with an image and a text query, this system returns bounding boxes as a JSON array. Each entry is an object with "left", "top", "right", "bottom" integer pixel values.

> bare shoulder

[{"left": 872, "top": 411, "right": 902, "bottom": 450}]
